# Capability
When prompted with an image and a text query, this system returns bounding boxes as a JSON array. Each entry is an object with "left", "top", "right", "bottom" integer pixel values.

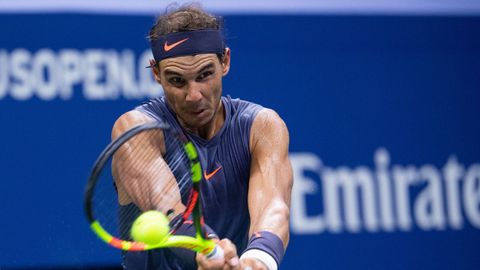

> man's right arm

[{"left": 111, "top": 110, "right": 185, "bottom": 214}]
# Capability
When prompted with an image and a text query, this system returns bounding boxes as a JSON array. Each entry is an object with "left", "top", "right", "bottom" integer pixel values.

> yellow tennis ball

[{"left": 131, "top": 211, "right": 170, "bottom": 245}]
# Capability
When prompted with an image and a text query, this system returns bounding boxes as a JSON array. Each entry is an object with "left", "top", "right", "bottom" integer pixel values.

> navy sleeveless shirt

[{"left": 123, "top": 95, "right": 263, "bottom": 269}]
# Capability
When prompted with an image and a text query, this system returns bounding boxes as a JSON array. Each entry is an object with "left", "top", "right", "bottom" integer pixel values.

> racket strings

[
  {"left": 123, "top": 129, "right": 190, "bottom": 204},
  {"left": 93, "top": 127, "right": 195, "bottom": 240}
]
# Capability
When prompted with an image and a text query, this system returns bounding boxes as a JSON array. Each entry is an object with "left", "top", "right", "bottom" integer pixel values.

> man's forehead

[{"left": 160, "top": 53, "right": 218, "bottom": 73}]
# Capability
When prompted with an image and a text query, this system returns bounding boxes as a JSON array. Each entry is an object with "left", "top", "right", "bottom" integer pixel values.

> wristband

[
  {"left": 241, "top": 231, "right": 284, "bottom": 269},
  {"left": 241, "top": 249, "right": 278, "bottom": 270}
]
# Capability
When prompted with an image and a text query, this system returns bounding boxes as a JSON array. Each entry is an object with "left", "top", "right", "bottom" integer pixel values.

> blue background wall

[{"left": 0, "top": 12, "right": 479, "bottom": 269}]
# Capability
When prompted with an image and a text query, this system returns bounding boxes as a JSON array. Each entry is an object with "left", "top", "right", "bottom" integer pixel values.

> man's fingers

[
  {"left": 197, "top": 238, "right": 240, "bottom": 270},
  {"left": 197, "top": 252, "right": 225, "bottom": 270},
  {"left": 228, "top": 257, "right": 240, "bottom": 268},
  {"left": 218, "top": 239, "right": 239, "bottom": 266}
]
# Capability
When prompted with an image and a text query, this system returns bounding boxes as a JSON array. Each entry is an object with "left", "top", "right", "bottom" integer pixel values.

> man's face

[{"left": 154, "top": 50, "right": 230, "bottom": 131}]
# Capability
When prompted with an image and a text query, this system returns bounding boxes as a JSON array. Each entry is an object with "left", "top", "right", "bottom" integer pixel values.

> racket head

[{"left": 84, "top": 121, "right": 212, "bottom": 252}]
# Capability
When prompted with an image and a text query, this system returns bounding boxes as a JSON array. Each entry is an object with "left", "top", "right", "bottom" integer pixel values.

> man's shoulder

[
  {"left": 225, "top": 96, "right": 261, "bottom": 108},
  {"left": 224, "top": 96, "right": 264, "bottom": 120},
  {"left": 251, "top": 108, "right": 289, "bottom": 138},
  {"left": 252, "top": 108, "right": 284, "bottom": 127},
  {"left": 249, "top": 108, "right": 290, "bottom": 156},
  {"left": 225, "top": 95, "right": 282, "bottom": 127},
  {"left": 111, "top": 110, "right": 153, "bottom": 140},
  {"left": 136, "top": 96, "right": 166, "bottom": 111}
]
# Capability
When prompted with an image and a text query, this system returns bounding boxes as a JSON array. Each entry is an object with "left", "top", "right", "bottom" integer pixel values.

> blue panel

[{"left": 0, "top": 14, "right": 479, "bottom": 269}]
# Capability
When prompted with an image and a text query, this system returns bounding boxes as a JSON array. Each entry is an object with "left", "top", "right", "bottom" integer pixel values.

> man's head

[
  {"left": 149, "top": 4, "right": 223, "bottom": 42},
  {"left": 148, "top": 4, "right": 231, "bottom": 132}
]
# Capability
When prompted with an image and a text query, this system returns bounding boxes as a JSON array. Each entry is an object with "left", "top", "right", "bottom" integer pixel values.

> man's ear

[
  {"left": 150, "top": 59, "right": 162, "bottom": 84},
  {"left": 221, "top": 48, "right": 231, "bottom": 76}
]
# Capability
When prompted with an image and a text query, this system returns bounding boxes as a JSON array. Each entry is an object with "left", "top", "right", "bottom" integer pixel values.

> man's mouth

[{"left": 191, "top": 108, "right": 206, "bottom": 115}]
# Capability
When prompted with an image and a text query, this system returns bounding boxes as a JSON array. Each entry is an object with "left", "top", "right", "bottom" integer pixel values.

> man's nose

[{"left": 185, "top": 82, "right": 203, "bottom": 102}]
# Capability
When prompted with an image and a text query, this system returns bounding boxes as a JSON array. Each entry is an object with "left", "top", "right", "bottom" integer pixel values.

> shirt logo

[
  {"left": 164, "top": 38, "right": 189, "bottom": 52},
  {"left": 204, "top": 166, "right": 222, "bottom": 180}
]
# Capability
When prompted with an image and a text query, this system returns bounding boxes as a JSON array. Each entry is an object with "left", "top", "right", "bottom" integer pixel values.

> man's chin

[{"left": 179, "top": 114, "right": 212, "bottom": 129}]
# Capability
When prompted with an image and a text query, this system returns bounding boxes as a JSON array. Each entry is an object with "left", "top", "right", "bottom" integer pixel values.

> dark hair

[
  {"left": 148, "top": 3, "right": 224, "bottom": 41},
  {"left": 148, "top": 4, "right": 226, "bottom": 65}
]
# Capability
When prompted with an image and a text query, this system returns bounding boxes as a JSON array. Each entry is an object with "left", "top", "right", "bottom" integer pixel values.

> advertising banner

[{"left": 1, "top": 4, "right": 479, "bottom": 269}]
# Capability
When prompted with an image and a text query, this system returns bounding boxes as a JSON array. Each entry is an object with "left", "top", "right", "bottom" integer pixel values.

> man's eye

[
  {"left": 197, "top": 71, "right": 213, "bottom": 81},
  {"left": 169, "top": 77, "right": 185, "bottom": 86}
]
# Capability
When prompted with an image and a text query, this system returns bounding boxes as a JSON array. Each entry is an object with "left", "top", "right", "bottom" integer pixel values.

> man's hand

[{"left": 197, "top": 239, "right": 240, "bottom": 270}]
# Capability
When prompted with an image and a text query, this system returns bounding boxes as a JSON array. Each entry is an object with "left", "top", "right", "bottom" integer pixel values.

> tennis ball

[{"left": 131, "top": 211, "right": 170, "bottom": 245}]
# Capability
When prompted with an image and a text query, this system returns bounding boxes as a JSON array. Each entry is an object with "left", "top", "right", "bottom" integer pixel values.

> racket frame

[{"left": 84, "top": 122, "right": 216, "bottom": 254}]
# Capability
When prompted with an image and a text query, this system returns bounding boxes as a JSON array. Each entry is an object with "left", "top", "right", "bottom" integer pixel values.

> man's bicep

[
  {"left": 249, "top": 109, "right": 292, "bottom": 196},
  {"left": 248, "top": 109, "right": 293, "bottom": 237}
]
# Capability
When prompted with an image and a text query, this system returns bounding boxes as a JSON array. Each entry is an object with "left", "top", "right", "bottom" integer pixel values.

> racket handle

[{"left": 206, "top": 245, "right": 224, "bottom": 260}]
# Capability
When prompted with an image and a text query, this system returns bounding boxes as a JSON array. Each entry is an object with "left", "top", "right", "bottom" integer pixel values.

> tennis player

[{"left": 112, "top": 4, "right": 293, "bottom": 270}]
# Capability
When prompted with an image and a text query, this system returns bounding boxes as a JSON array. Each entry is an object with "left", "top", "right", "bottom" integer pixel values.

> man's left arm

[{"left": 241, "top": 108, "right": 293, "bottom": 270}]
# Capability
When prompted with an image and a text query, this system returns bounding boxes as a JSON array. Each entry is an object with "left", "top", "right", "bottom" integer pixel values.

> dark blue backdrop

[{"left": 0, "top": 14, "right": 479, "bottom": 269}]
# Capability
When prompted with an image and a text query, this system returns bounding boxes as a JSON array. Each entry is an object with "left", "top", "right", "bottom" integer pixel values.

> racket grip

[{"left": 206, "top": 245, "right": 224, "bottom": 260}]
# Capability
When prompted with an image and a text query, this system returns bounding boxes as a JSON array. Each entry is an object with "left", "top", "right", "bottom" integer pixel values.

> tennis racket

[{"left": 84, "top": 121, "right": 223, "bottom": 259}]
